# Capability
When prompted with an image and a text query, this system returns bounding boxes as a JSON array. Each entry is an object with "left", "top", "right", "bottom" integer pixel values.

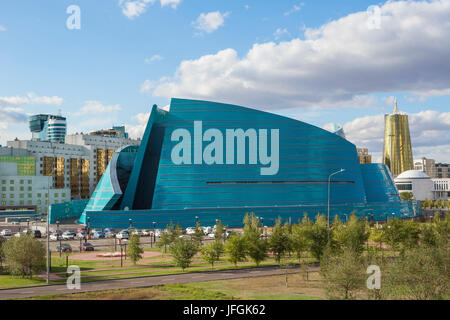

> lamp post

[
  {"left": 46, "top": 142, "right": 56, "bottom": 284},
  {"left": 195, "top": 216, "right": 199, "bottom": 224},
  {"left": 129, "top": 218, "right": 132, "bottom": 231},
  {"left": 152, "top": 221, "right": 156, "bottom": 246},
  {"left": 86, "top": 217, "right": 90, "bottom": 243},
  {"left": 327, "top": 168, "right": 345, "bottom": 242}
]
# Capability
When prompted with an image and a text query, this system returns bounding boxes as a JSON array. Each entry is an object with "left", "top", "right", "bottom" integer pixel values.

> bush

[{"left": 3, "top": 233, "right": 46, "bottom": 279}]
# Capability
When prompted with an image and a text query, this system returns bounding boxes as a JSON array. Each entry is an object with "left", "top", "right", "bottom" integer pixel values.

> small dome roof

[{"left": 396, "top": 170, "right": 430, "bottom": 179}]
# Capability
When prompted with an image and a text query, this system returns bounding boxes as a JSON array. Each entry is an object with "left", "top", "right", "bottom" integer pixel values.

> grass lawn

[{"left": 27, "top": 273, "right": 325, "bottom": 300}]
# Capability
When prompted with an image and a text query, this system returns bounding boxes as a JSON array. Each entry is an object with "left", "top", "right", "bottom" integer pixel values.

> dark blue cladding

[{"left": 80, "top": 98, "right": 420, "bottom": 228}]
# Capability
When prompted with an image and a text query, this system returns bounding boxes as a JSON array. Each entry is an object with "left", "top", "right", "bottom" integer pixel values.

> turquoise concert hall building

[{"left": 79, "top": 98, "right": 420, "bottom": 229}]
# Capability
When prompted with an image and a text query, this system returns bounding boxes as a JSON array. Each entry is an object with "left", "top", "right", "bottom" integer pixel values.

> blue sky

[{"left": 0, "top": 0, "right": 449, "bottom": 162}]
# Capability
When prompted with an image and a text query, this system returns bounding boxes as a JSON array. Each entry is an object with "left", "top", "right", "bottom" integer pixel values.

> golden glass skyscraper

[{"left": 382, "top": 98, "right": 413, "bottom": 176}]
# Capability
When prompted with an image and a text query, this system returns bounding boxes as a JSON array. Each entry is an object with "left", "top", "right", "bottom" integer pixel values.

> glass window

[
  {"left": 1, "top": 194, "right": 5, "bottom": 199},
  {"left": 55, "top": 193, "right": 59, "bottom": 197},
  {"left": 10, "top": 194, "right": 14, "bottom": 198},
  {"left": 9, "top": 187, "right": 14, "bottom": 191},
  {"left": 19, "top": 194, "right": 24, "bottom": 199},
  {"left": 28, "top": 193, "right": 32, "bottom": 198},
  {"left": 1, "top": 201, "right": 5, "bottom": 206},
  {"left": 28, "top": 186, "right": 32, "bottom": 191},
  {"left": 28, "top": 180, "right": 32, "bottom": 184},
  {"left": 27, "top": 200, "right": 32, "bottom": 205},
  {"left": 37, "top": 193, "right": 41, "bottom": 198},
  {"left": 20, "top": 180, "right": 24, "bottom": 184},
  {"left": 37, "top": 200, "right": 41, "bottom": 205},
  {"left": 62, "top": 193, "right": 66, "bottom": 197},
  {"left": 1, "top": 180, "right": 5, "bottom": 184},
  {"left": 9, "top": 201, "right": 14, "bottom": 205},
  {"left": 20, "top": 200, "right": 24, "bottom": 205},
  {"left": 10, "top": 180, "right": 14, "bottom": 184},
  {"left": 1, "top": 187, "right": 5, "bottom": 191},
  {"left": 20, "top": 186, "right": 24, "bottom": 191}
]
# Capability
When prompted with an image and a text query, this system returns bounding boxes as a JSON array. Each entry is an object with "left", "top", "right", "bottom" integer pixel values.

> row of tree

[{"left": 421, "top": 198, "right": 450, "bottom": 210}]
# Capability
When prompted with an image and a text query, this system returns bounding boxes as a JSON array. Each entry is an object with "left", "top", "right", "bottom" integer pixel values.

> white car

[
  {"left": 50, "top": 233, "right": 61, "bottom": 241},
  {"left": 206, "top": 233, "right": 215, "bottom": 239},
  {"left": 0, "top": 229, "right": 12, "bottom": 236},
  {"left": 185, "top": 227, "right": 196, "bottom": 235},
  {"left": 116, "top": 230, "right": 129, "bottom": 239},
  {"left": 62, "top": 231, "right": 76, "bottom": 240},
  {"left": 141, "top": 230, "right": 151, "bottom": 236},
  {"left": 132, "top": 229, "right": 144, "bottom": 236},
  {"left": 201, "top": 226, "right": 212, "bottom": 235},
  {"left": 154, "top": 229, "right": 162, "bottom": 237}
]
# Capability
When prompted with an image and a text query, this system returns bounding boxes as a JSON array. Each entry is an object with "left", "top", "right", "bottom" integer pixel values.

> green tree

[
  {"left": 400, "top": 192, "right": 414, "bottom": 201},
  {"left": 333, "top": 213, "right": 369, "bottom": 254},
  {"left": 320, "top": 247, "right": 366, "bottom": 300},
  {"left": 3, "top": 233, "right": 45, "bottom": 279},
  {"left": 268, "top": 218, "right": 290, "bottom": 264},
  {"left": 127, "top": 233, "right": 144, "bottom": 265},
  {"left": 200, "top": 240, "right": 224, "bottom": 269},
  {"left": 214, "top": 219, "right": 225, "bottom": 241},
  {"left": 224, "top": 234, "right": 247, "bottom": 266},
  {"left": 290, "top": 222, "right": 311, "bottom": 263},
  {"left": 0, "top": 236, "right": 6, "bottom": 270},
  {"left": 383, "top": 245, "right": 450, "bottom": 299},
  {"left": 242, "top": 213, "right": 267, "bottom": 266},
  {"left": 382, "top": 218, "right": 420, "bottom": 253},
  {"left": 192, "top": 221, "right": 204, "bottom": 247},
  {"left": 157, "top": 230, "right": 173, "bottom": 253},
  {"left": 169, "top": 238, "right": 198, "bottom": 271},
  {"left": 308, "top": 214, "right": 329, "bottom": 260}
]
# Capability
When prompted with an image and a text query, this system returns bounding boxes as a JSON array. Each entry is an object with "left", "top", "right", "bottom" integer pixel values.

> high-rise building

[
  {"left": 382, "top": 98, "right": 413, "bottom": 176},
  {"left": 357, "top": 148, "right": 372, "bottom": 164},
  {"left": 6, "top": 128, "right": 140, "bottom": 200},
  {"left": 29, "top": 114, "right": 67, "bottom": 143}
]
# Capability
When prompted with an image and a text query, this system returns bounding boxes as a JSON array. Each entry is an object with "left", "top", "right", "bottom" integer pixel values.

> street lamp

[
  {"left": 152, "top": 221, "right": 156, "bottom": 246},
  {"left": 195, "top": 216, "right": 199, "bottom": 224},
  {"left": 86, "top": 217, "right": 90, "bottom": 243},
  {"left": 129, "top": 218, "right": 132, "bottom": 231},
  {"left": 328, "top": 168, "right": 346, "bottom": 242}
]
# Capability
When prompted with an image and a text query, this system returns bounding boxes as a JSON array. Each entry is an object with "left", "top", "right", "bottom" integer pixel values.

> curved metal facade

[{"left": 83, "top": 98, "right": 420, "bottom": 229}]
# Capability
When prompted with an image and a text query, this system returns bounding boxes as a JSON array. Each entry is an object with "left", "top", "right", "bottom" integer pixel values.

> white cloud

[
  {"left": 119, "top": 0, "right": 181, "bottom": 19},
  {"left": 273, "top": 28, "right": 290, "bottom": 40},
  {"left": 0, "top": 93, "right": 63, "bottom": 145},
  {"left": 151, "top": 0, "right": 450, "bottom": 111},
  {"left": 125, "top": 112, "right": 150, "bottom": 139},
  {"left": 193, "top": 11, "right": 230, "bottom": 34},
  {"left": 140, "top": 79, "right": 155, "bottom": 93},
  {"left": 326, "top": 109, "right": 450, "bottom": 163},
  {"left": 145, "top": 54, "right": 163, "bottom": 64},
  {"left": 0, "top": 25, "right": 6, "bottom": 32},
  {"left": 284, "top": 3, "right": 304, "bottom": 16},
  {"left": 75, "top": 100, "right": 122, "bottom": 116}
]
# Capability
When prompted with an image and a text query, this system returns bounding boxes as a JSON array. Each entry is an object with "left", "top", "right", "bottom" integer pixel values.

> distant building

[
  {"left": 382, "top": 98, "right": 414, "bottom": 176},
  {"left": 414, "top": 157, "right": 449, "bottom": 179},
  {"left": 6, "top": 128, "right": 140, "bottom": 200},
  {"left": 29, "top": 114, "right": 67, "bottom": 143},
  {"left": 89, "top": 125, "right": 129, "bottom": 139},
  {"left": 394, "top": 170, "right": 449, "bottom": 200},
  {"left": 357, "top": 148, "right": 372, "bottom": 164}
]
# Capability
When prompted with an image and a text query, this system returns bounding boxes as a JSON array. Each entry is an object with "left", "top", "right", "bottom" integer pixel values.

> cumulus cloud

[
  {"left": 325, "top": 109, "right": 450, "bottom": 163},
  {"left": 140, "top": 79, "right": 155, "bottom": 93},
  {"left": 150, "top": 0, "right": 450, "bottom": 111},
  {"left": 74, "top": 100, "right": 122, "bottom": 116},
  {"left": 119, "top": 0, "right": 181, "bottom": 19},
  {"left": 0, "top": 25, "right": 6, "bottom": 32},
  {"left": 193, "top": 11, "right": 230, "bottom": 34},
  {"left": 125, "top": 112, "right": 150, "bottom": 139}
]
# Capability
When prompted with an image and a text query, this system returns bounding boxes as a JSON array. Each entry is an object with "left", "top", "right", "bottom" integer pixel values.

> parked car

[
  {"left": 141, "top": 229, "right": 151, "bottom": 236},
  {"left": 0, "top": 229, "right": 12, "bottom": 236},
  {"left": 28, "top": 230, "right": 41, "bottom": 238},
  {"left": 92, "top": 231, "right": 105, "bottom": 239},
  {"left": 14, "top": 232, "right": 22, "bottom": 237},
  {"left": 116, "top": 230, "right": 129, "bottom": 239},
  {"left": 201, "top": 226, "right": 212, "bottom": 235},
  {"left": 154, "top": 229, "right": 162, "bottom": 237},
  {"left": 105, "top": 231, "right": 116, "bottom": 238},
  {"left": 56, "top": 243, "right": 72, "bottom": 253},
  {"left": 50, "top": 233, "right": 62, "bottom": 241},
  {"left": 76, "top": 227, "right": 86, "bottom": 233},
  {"left": 132, "top": 229, "right": 144, "bottom": 236},
  {"left": 79, "top": 242, "right": 95, "bottom": 251},
  {"left": 76, "top": 231, "right": 87, "bottom": 239},
  {"left": 206, "top": 233, "right": 215, "bottom": 239},
  {"left": 185, "top": 227, "right": 196, "bottom": 235},
  {"left": 62, "top": 230, "right": 76, "bottom": 240}
]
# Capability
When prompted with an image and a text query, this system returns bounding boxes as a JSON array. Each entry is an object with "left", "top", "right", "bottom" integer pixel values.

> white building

[
  {"left": 394, "top": 170, "right": 449, "bottom": 201},
  {"left": 6, "top": 132, "right": 139, "bottom": 200}
]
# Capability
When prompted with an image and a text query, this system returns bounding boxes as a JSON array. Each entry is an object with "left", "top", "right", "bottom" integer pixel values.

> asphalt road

[{"left": 0, "top": 265, "right": 308, "bottom": 300}]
